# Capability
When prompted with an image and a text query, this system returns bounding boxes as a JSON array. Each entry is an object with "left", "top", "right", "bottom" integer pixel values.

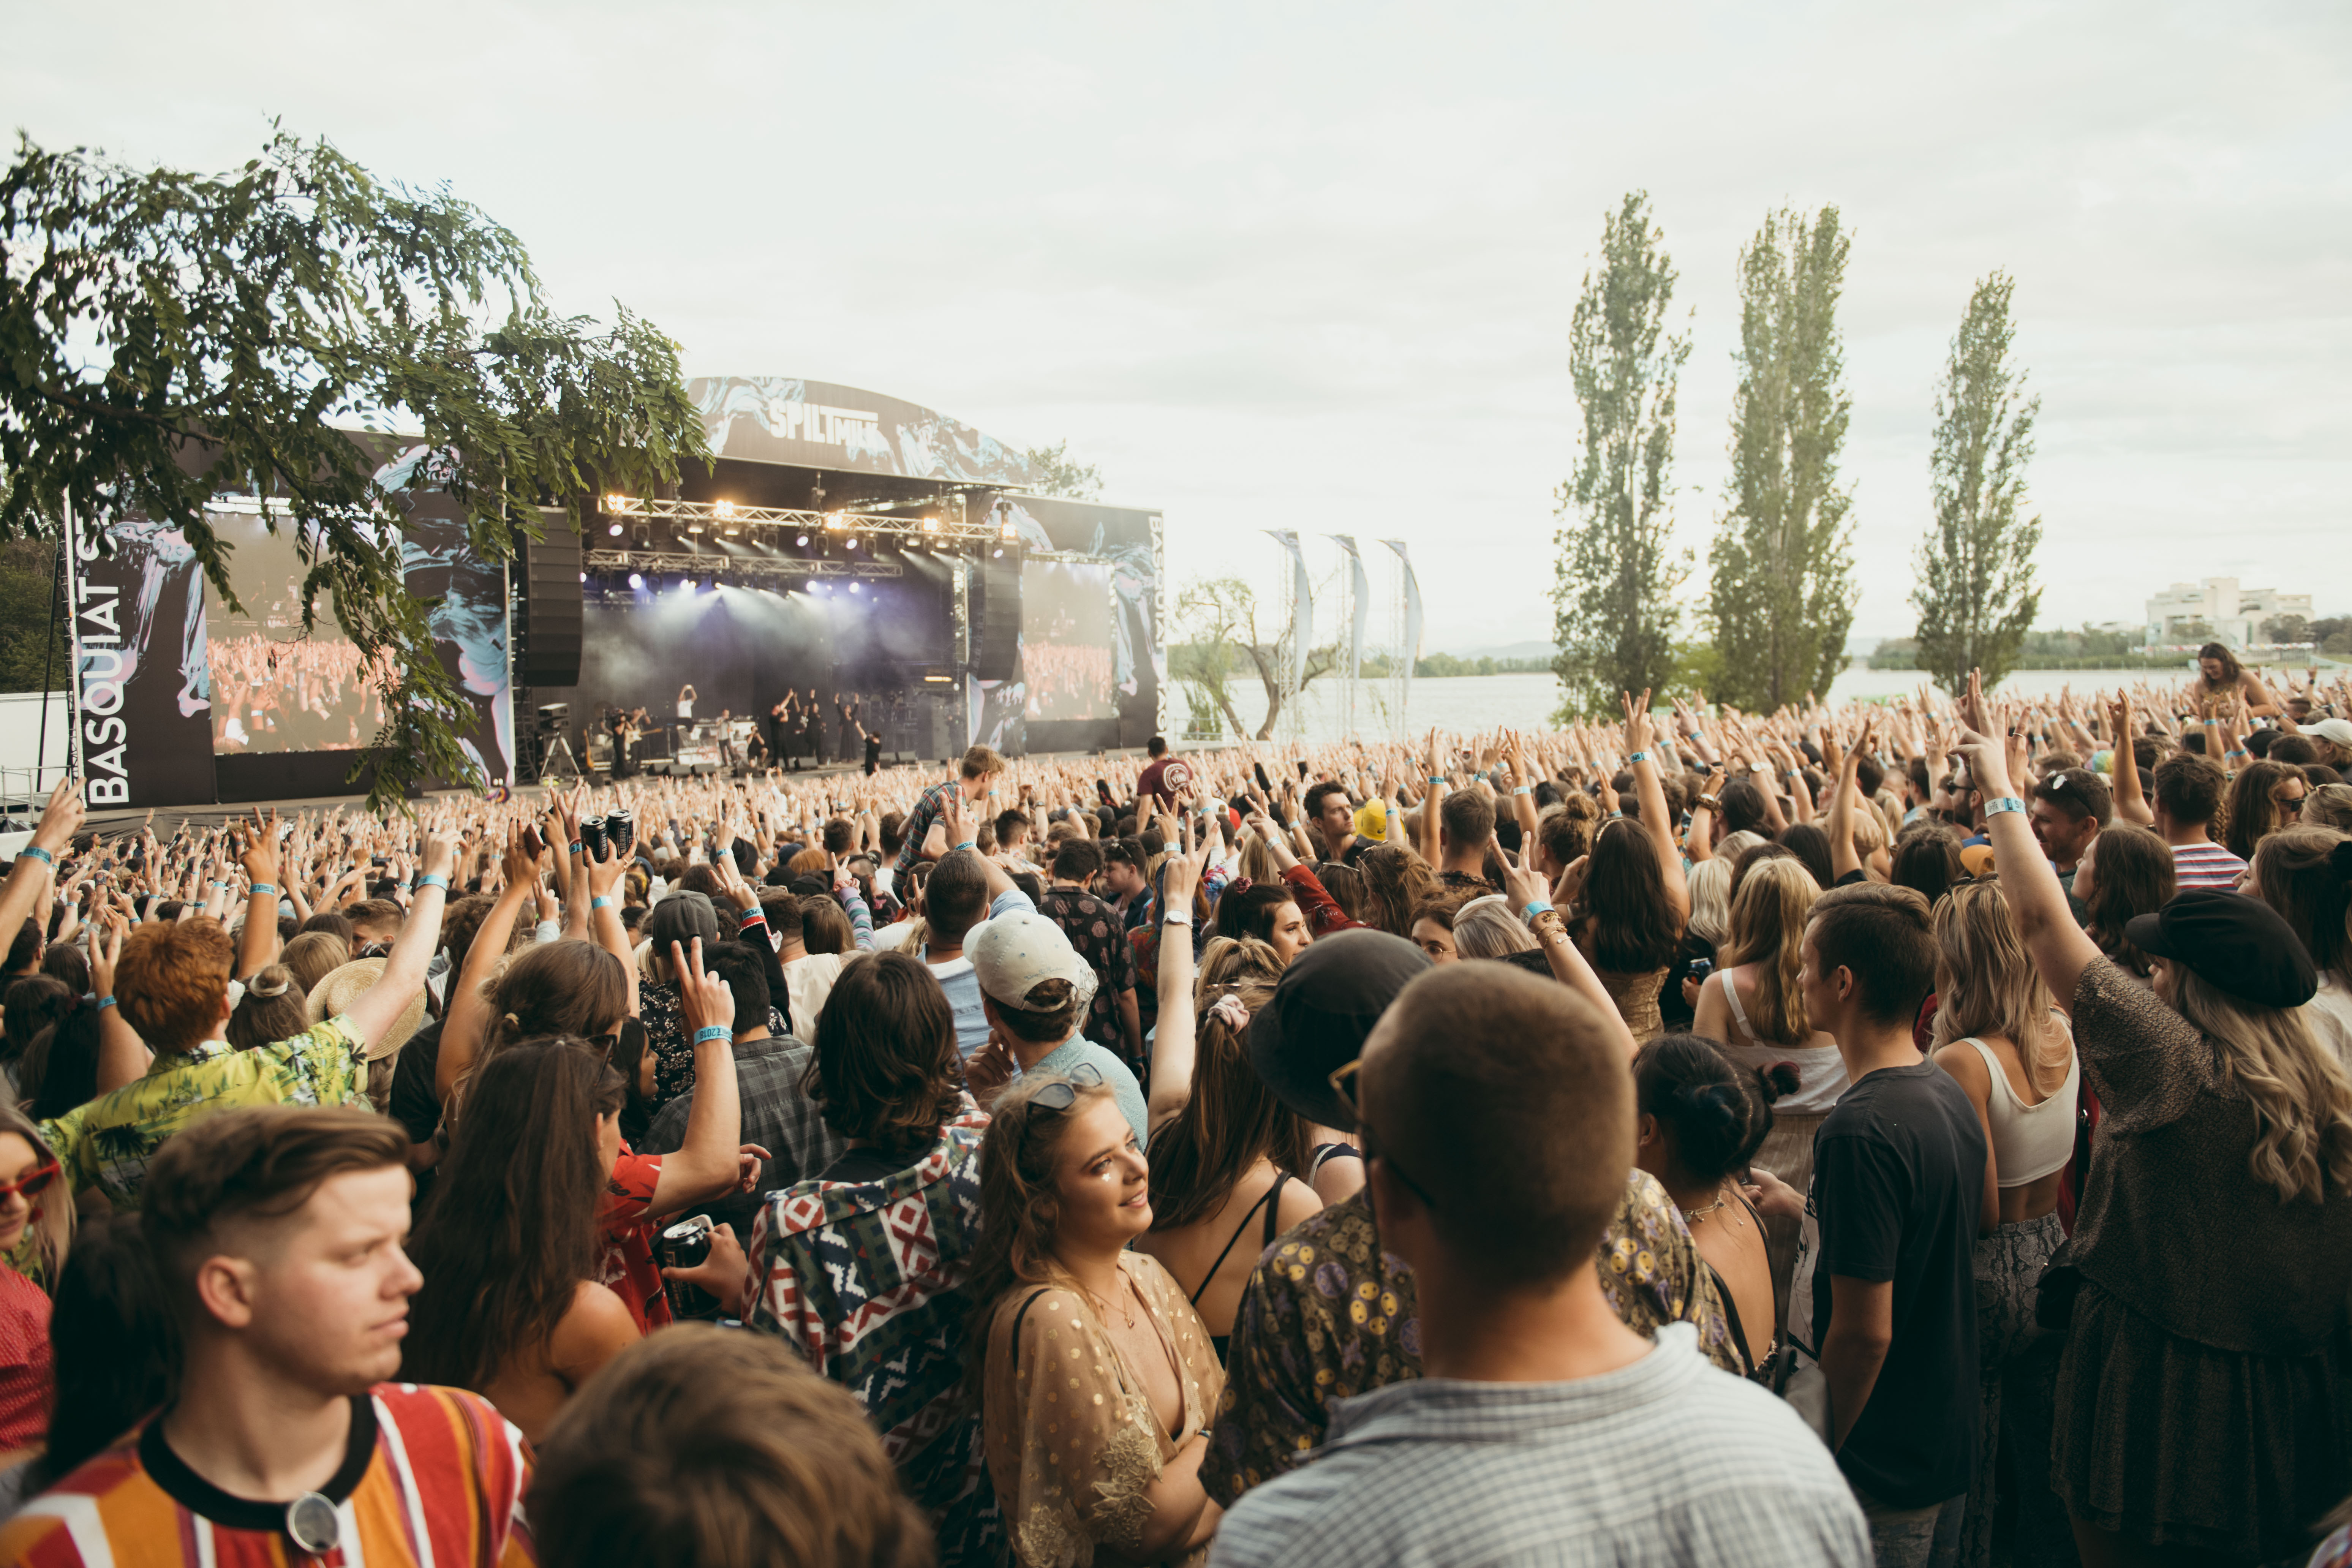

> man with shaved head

[{"left": 1211, "top": 965, "right": 1868, "bottom": 1567}]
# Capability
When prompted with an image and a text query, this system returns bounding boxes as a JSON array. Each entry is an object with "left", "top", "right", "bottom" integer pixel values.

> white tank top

[
  {"left": 1715, "top": 968, "right": 1849, "bottom": 1114},
  {"left": 1961, "top": 1019, "right": 2080, "bottom": 1187}
]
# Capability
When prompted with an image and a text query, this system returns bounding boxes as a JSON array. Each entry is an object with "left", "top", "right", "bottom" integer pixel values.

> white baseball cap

[{"left": 967, "top": 910, "right": 1099, "bottom": 1013}]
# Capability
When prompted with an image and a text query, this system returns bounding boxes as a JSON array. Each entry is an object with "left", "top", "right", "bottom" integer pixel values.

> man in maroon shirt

[{"left": 1135, "top": 735, "right": 1194, "bottom": 814}]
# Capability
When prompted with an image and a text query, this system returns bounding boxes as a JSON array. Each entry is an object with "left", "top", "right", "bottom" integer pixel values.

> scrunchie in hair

[
  {"left": 1206, "top": 992, "right": 1252, "bottom": 1033},
  {"left": 247, "top": 973, "right": 290, "bottom": 1000}
]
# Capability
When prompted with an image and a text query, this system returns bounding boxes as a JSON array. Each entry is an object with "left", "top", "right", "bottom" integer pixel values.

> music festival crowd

[{"left": 0, "top": 646, "right": 2348, "bottom": 1566}]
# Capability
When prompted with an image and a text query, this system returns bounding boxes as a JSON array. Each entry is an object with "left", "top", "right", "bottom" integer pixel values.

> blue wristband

[
  {"left": 1985, "top": 796, "right": 2026, "bottom": 817},
  {"left": 418, "top": 873, "right": 449, "bottom": 891},
  {"left": 248, "top": 882, "right": 276, "bottom": 897},
  {"left": 1690, "top": 730, "right": 1706, "bottom": 744},
  {"left": 1522, "top": 899, "right": 1555, "bottom": 920},
  {"left": 692, "top": 1024, "right": 732, "bottom": 1046},
  {"left": 94, "top": 994, "right": 116, "bottom": 1011},
  {"left": 1513, "top": 785, "right": 1532, "bottom": 796},
  {"left": 1629, "top": 751, "right": 1650, "bottom": 764},
  {"left": 16, "top": 846, "right": 51, "bottom": 867},
  {"left": 591, "top": 895, "right": 615, "bottom": 910},
  {"left": 954, "top": 840, "right": 976, "bottom": 850}
]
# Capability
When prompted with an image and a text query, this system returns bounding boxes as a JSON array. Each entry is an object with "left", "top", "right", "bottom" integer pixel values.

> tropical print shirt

[
  {"left": 1201, "top": 1172, "right": 1738, "bottom": 1506},
  {"left": 40, "top": 1017, "right": 369, "bottom": 1210}
]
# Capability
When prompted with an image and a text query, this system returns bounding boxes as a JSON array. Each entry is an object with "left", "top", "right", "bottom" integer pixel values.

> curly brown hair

[{"left": 1358, "top": 841, "right": 1439, "bottom": 938}]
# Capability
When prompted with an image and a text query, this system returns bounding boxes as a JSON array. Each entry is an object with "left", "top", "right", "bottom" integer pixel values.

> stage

[{"left": 49, "top": 377, "right": 1172, "bottom": 812}]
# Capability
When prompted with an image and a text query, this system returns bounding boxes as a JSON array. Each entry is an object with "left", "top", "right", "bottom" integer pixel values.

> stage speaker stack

[
  {"left": 970, "top": 555, "right": 1021, "bottom": 681},
  {"left": 517, "top": 512, "right": 584, "bottom": 686}
]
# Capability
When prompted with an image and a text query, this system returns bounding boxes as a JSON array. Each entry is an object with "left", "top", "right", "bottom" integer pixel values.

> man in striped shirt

[
  {"left": 0, "top": 1107, "right": 533, "bottom": 1568},
  {"left": 2152, "top": 753, "right": 2248, "bottom": 891}
]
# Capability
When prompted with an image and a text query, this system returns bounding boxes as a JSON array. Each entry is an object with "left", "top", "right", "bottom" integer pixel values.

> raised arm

[
  {"left": 232, "top": 811, "right": 285, "bottom": 979},
  {"left": 438, "top": 826, "right": 539, "bottom": 1101},
  {"left": 340, "top": 831, "right": 455, "bottom": 1051},
  {"left": 1501, "top": 846, "right": 1639, "bottom": 1060},
  {"left": 1147, "top": 844, "right": 1210, "bottom": 1136},
  {"left": 2106, "top": 693, "right": 2154, "bottom": 827},
  {"left": 648, "top": 938, "right": 749, "bottom": 1218},
  {"left": 0, "top": 778, "right": 76, "bottom": 968},
  {"left": 1828, "top": 717, "right": 1871, "bottom": 884},
  {"left": 1622, "top": 691, "right": 1688, "bottom": 923},
  {"left": 1960, "top": 672, "right": 2100, "bottom": 1009}
]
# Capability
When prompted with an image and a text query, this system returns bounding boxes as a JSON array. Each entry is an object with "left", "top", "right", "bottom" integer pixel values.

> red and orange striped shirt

[{"left": 0, "top": 1383, "right": 533, "bottom": 1568}]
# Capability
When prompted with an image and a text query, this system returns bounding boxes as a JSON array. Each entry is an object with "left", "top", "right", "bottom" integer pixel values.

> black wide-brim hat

[
  {"left": 2124, "top": 889, "right": 2317, "bottom": 1010},
  {"left": 1247, "top": 929, "right": 1432, "bottom": 1131}
]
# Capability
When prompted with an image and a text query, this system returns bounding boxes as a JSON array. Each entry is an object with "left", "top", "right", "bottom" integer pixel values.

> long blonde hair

[
  {"left": 2172, "top": 966, "right": 2352, "bottom": 1204},
  {"left": 1930, "top": 881, "right": 2072, "bottom": 1096},
  {"left": 1685, "top": 858, "right": 1734, "bottom": 952},
  {"left": 1721, "top": 857, "right": 1821, "bottom": 1047}
]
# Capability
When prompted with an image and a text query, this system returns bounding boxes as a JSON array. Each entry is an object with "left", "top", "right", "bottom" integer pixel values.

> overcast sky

[{"left": 8, "top": 0, "right": 2347, "bottom": 653}]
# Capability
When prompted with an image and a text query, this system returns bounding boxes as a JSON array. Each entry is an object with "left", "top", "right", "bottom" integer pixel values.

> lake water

[{"left": 1189, "top": 662, "right": 2242, "bottom": 745}]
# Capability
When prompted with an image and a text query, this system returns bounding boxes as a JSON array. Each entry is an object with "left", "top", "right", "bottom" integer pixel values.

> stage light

[
  {"left": 921, "top": 514, "right": 939, "bottom": 534},
  {"left": 685, "top": 521, "right": 705, "bottom": 535},
  {"left": 826, "top": 511, "right": 847, "bottom": 530},
  {"left": 628, "top": 572, "right": 644, "bottom": 589},
  {"left": 607, "top": 522, "right": 623, "bottom": 536},
  {"left": 847, "top": 537, "right": 859, "bottom": 550},
  {"left": 993, "top": 547, "right": 1004, "bottom": 558},
  {"left": 849, "top": 582, "right": 862, "bottom": 594},
  {"left": 796, "top": 533, "right": 810, "bottom": 547},
  {"left": 715, "top": 500, "right": 736, "bottom": 518},
  {"left": 578, "top": 572, "right": 586, "bottom": 583},
  {"left": 1000, "top": 518, "right": 1018, "bottom": 541}
]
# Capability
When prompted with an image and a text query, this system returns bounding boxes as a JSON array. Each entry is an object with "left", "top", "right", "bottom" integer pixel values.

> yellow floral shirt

[{"left": 41, "top": 1016, "right": 370, "bottom": 1210}]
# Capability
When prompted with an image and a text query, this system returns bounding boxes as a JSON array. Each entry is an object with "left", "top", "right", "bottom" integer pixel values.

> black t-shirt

[
  {"left": 1792, "top": 1059, "right": 1986, "bottom": 1509},
  {"left": 388, "top": 1016, "right": 446, "bottom": 1145}
]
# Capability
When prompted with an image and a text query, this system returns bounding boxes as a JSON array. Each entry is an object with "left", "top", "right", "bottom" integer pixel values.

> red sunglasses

[{"left": 0, "top": 1162, "right": 60, "bottom": 1203}]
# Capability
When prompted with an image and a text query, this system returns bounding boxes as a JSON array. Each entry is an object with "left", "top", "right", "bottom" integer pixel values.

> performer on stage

[
  {"left": 842, "top": 702, "right": 884, "bottom": 777},
  {"left": 677, "top": 683, "right": 697, "bottom": 721},
  {"left": 805, "top": 687, "right": 827, "bottom": 766},
  {"left": 607, "top": 705, "right": 640, "bottom": 779}
]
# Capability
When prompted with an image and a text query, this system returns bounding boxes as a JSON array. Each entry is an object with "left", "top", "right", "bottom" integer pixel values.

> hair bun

[
  {"left": 248, "top": 974, "right": 290, "bottom": 999},
  {"left": 1758, "top": 1062, "right": 1802, "bottom": 1104}
]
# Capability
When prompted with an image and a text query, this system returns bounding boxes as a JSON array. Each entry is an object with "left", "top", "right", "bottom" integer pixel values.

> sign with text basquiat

[{"left": 66, "top": 500, "right": 218, "bottom": 808}]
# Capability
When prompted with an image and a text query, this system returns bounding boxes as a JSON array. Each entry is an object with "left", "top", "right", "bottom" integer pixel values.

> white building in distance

[{"left": 2145, "top": 577, "right": 2312, "bottom": 648}]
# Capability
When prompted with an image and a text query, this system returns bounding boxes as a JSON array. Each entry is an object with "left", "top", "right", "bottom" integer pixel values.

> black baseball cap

[
  {"left": 2125, "top": 890, "right": 2317, "bottom": 1010},
  {"left": 1247, "top": 930, "right": 1431, "bottom": 1132}
]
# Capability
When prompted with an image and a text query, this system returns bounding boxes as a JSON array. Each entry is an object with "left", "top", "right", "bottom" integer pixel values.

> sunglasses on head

[
  {"left": 1027, "top": 1061, "right": 1106, "bottom": 1114},
  {"left": 0, "top": 1160, "right": 60, "bottom": 1204}
]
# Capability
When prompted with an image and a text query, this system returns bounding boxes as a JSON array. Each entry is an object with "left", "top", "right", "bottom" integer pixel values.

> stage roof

[{"left": 690, "top": 377, "right": 1046, "bottom": 490}]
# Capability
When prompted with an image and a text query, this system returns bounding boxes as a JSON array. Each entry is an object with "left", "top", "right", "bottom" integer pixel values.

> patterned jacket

[{"left": 745, "top": 1105, "right": 1001, "bottom": 1565}]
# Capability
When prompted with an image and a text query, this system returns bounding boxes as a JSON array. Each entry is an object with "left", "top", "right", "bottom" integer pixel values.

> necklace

[
  {"left": 1081, "top": 1274, "right": 1136, "bottom": 1330},
  {"left": 1680, "top": 1183, "right": 1735, "bottom": 1227}
]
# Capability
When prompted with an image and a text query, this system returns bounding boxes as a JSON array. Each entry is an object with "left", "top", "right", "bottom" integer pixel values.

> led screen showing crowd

[
  {"left": 205, "top": 512, "right": 395, "bottom": 755},
  {"left": 1021, "top": 560, "right": 1116, "bottom": 723}
]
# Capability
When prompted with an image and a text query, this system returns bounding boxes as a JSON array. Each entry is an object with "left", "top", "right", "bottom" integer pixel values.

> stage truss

[{"left": 601, "top": 494, "right": 1013, "bottom": 546}]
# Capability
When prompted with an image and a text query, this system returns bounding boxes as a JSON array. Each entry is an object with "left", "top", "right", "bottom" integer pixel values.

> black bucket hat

[
  {"left": 2125, "top": 889, "right": 2317, "bottom": 1010},
  {"left": 1246, "top": 929, "right": 1431, "bottom": 1131}
]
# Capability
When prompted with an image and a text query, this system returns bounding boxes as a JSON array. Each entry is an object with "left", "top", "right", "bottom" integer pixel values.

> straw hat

[{"left": 307, "top": 958, "right": 426, "bottom": 1113}]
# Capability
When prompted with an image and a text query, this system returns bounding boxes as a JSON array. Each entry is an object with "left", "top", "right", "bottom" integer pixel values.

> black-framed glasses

[
  {"left": 1326, "top": 1060, "right": 1438, "bottom": 1209},
  {"left": 1028, "top": 1061, "right": 1106, "bottom": 1114},
  {"left": 2281, "top": 794, "right": 2306, "bottom": 816}
]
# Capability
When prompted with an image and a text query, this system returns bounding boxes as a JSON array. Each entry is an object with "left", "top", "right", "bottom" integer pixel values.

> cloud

[{"left": 6, "top": 0, "right": 2347, "bottom": 657}]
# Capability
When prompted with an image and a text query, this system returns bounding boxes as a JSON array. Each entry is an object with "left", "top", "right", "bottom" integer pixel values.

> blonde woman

[
  {"left": 971, "top": 1073, "right": 1223, "bottom": 1566},
  {"left": 1927, "top": 882, "right": 2079, "bottom": 1568},
  {"left": 0, "top": 1099, "right": 71, "bottom": 1453},
  {"left": 1955, "top": 693, "right": 2352, "bottom": 1563},
  {"left": 1691, "top": 855, "right": 1845, "bottom": 1310}
]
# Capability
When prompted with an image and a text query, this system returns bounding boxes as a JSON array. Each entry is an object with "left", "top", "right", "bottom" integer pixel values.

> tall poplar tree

[
  {"left": 1708, "top": 206, "right": 1858, "bottom": 710},
  {"left": 1551, "top": 191, "right": 1691, "bottom": 720},
  {"left": 1911, "top": 271, "right": 2042, "bottom": 693}
]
